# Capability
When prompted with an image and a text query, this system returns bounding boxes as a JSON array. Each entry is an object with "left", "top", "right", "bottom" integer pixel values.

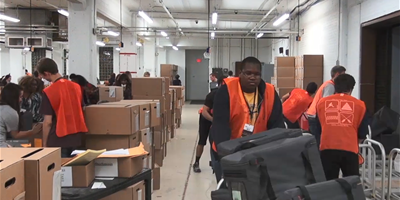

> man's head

[
  {"left": 330, "top": 65, "right": 346, "bottom": 79},
  {"left": 239, "top": 56, "right": 262, "bottom": 92},
  {"left": 143, "top": 72, "right": 150, "bottom": 77},
  {"left": 228, "top": 70, "right": 233, "bottom": 76},
  {"left": 210, "top": 73, "right": 217, "bottom": 82},
  {"left": 305, "top": 82, "right": 318, "bottom": 95},
  {"left": 36, "top": 58, "right": 59, "bottom": 82},
  {"left": 334, "top": 74, "right": 356, "bottom": 95}
]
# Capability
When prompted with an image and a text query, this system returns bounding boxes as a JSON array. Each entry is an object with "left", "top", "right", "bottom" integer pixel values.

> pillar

[
  {"left": 143, "top": 39, "right": 156, "bottom": 77},
  {"left": 68, "top": 0, "right": 97, "bottom": 84}
]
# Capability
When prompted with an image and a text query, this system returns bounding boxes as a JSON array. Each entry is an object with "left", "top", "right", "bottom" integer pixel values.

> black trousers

[
  {"left": 284, "top": 116, "right": 300, "bottom": 129},
  {"left": 308, "top": 117, "right": 320, "bottom": 147},
  {"left": 320, "top": 149, "right": 359, "bottom": 180}
]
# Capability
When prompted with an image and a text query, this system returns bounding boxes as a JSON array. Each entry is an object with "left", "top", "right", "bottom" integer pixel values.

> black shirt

[
  {"left": 172, "top": 80, "right": 182, "bottom": 86},
  {"left": 205, "top": 90, "right": 217, "bottom": 110}
]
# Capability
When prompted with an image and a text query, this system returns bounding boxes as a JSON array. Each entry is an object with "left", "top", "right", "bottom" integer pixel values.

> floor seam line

[{"left": 181, "top": 128, "right": 200, "bottom": 200}]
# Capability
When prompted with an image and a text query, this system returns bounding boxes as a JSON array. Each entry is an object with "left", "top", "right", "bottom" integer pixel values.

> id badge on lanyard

[{"left": 243, "top": 123, "right": 254, "bottom": 137}]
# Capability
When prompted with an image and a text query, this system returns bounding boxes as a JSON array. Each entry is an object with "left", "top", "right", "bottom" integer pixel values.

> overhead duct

[
  {"left": 159, "top": 0, "right": 183, "bottom": 35},
  {"left": 246, "top": 2, "right": 279, "bottom": 36}
]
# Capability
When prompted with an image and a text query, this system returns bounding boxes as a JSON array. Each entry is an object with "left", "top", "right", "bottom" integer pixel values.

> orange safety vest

[
  {"left": 199, "top": 107, "right": 213, "bottom": 114},
  {"left": 307, "top": 80, "right": 334, "bottom": 116},
  {"left": 44, "top": 78, "right": 88, "bottom": 137},
  {"left": 282, "top": 88, "right": 313, "bottom": 123},
  {"left": 212, "top": 77, "right": 275, "bottom": 151},
  {"left": 317, "top": 93, "right": 366, "bottom": 154}
]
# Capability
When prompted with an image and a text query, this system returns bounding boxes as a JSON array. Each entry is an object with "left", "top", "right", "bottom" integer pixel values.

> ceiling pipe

[
  {"left": 159, "top": 0, "right": 183, "bottom": 35},
  {"left": 246, "top": 2, "right": 279, "bottom": 36},
  {"left": 141, "top": 35, "right": 289, "bottom": 39}
]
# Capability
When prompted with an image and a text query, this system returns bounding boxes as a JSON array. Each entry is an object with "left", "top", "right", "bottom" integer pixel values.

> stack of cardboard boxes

[
  {"left": 271, "top": 57, "right": 296, "bottom": 97},
  {"left": 160, "top": 64, "right": 178, "bottom": 85},
  {"left": 170, "top": 86, "right": 184, "bottom": 128},
  {"left": 295, "top": 55, "right": 324, "bottom": 89},
  {"left": 0, "top": 148, "right": 62, "bottom": 200}
]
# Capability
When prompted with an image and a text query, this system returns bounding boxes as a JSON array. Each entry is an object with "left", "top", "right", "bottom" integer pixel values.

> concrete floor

[{"left": 152, "top": 104, "right": 217, "bottom": 200}]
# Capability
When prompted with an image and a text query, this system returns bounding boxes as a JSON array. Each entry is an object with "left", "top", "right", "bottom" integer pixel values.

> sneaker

[{"left": 193, "top": 163, "right": 201, "bottom": 173}]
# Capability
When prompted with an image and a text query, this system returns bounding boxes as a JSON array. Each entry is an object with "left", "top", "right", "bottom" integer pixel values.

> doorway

[
  {"left": 360, "top": 11, "right": 400, "bottom": 113},
  {"left": 185, "top": 50, "right": 209, "bottom": 101}
]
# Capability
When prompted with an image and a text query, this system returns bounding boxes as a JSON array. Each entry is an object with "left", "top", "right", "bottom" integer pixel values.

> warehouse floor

[{"left": 152, "top": 104, "right": 216, "bottom": 200}]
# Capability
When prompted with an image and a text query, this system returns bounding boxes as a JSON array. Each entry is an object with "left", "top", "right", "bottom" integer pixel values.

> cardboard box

[
  {"left": 140, "top": 128, "right": 153, "bottom": 153},
  {"left": 303, "top": 55, "right": 323, "bottom": 66},
  {"left": 132, "top": 77, "right": 166, "bottom": 96},
  {"left": 0, "top": 157, "right": 25, "bottom": 200},
  {"left": 153, "top": 165, "right": 161, "bottom": 191},
  {"left": 303, "top": 66, "right": 323, "bottom": 78},
  {"left": 154, "top": 131, "right": 163, "bottom": 150},
  {"left": 85, "top": 104, "right": 140, "bottom": 135},
  {"left": 277, "top": 88, "right": 295, "bottom": 98},
  {"left": 276, "top": 77, "right": 295, "bottom": 88},
  {"left": 169, "top": 86, "right": 184, "bottom": 99},
  {"left": 133, "top": 96, "right": 166, "bottom": 112},
  {"left": 275, "top": 57, "right": 295, "bottom": 67},
  {"left": 99, "top": 86, "right": 124, "bottom": 102},
  {"left": 61, "top": 160, "right": 95, "bottom": 188},
  {"left": 154, "top": 147, "right": 164, "bottom": 167},
  {"left": 143, "top": 152, "right": 152, "bottom": 169},
  {"left": 94, "top": 156, "right": 143, "bottom": 178},
  {"left": 119, "top": 100, "right": 161, "bottom": 127},
  {"left": 100, "top": 181, "right": 146, "bottom": 200},
  {"left": 164, "top": 143, "right": 168, "bottom": 158},
  {"left": 85, "top": 133, "right": 140, "bottom": 150},
  {"left": 275, "top": 67, "right": 295, "bottom": 77},
  {"left": 170, "top": 125, "right": 176, "bottom": 138},
  {"left": 1, "top": 148, "right": 61, "bottom": 200}
]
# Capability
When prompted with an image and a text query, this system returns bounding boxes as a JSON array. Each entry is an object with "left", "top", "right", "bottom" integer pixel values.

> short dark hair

[
  {"left": 331, "top": 65, "right": 346, "bottom": 78},
  {"left": 175, "top": 74, "right": 180, "bottom": 79},
  {"left": 0, "top": 83, "right": 22, "bottom": 113},
  {"left": 36, "top": 58, "right": 59, "bottom": 74},
  {"left": 217, "top": 75, "right": 227, "bottom": 86},
  {"left": 241, "top": 57, "right": 262, "bottom": 71},
  {"left": 33, "top": 71, "right": 39, "bottom": 78},
  {"left": 228, "top": 71, "right": 233, "bottom": 76},
  {"left": 69, "top": 73, "right": 77, "bottom": 79},
  {"left": 210, "top": 73, "right": 217, "bottom": 77},
  {"left": 334, "top": 74, "right": 356, "bottom": 93},
  {"left": 306, "top": 82, "right": 318, "bottom": 94}
]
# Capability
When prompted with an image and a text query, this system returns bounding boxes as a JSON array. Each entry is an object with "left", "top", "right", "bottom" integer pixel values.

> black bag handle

[
  {"left": 238, "top": 141, "right": 257, "bottom": 151},
  {"left": 259, "top": 164, "right": 277, "bottom": 200},
  {"left": 301, "top": 142, "right": 325, "bottom": 183},
  {"left": 335, "top": 179, "right": 354, "bottom": 200},
  {"left": 297, "top": 185, "right": 312, "bottom": 200}
]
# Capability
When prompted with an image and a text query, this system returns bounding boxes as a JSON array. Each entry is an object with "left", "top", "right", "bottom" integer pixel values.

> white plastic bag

[{"left": 394, "top": 154, "right": 400, "bottom": 172}]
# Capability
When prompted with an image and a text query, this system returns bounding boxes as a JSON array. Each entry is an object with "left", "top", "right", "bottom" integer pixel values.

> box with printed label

[
  {"left": 61, "top": 159, "right": 95, "bottom": 188},
  {"left": 1, "top": 148, "right": 61, "bottom": 200},
  {"left": 99, "top": 86, "right": 124, "bottom": 102},
  {"left": 100, "top": 181, "right": 146, "bottom": 200},
  {"left": 0, "top": 157, "right": 25, "bottom": 200},
  {"left": 85, "top": 104, "right": 140, "bottom": 135},
  {"left": 85, "top": 132, "right": 140, "bottom": 151},
  {"left": 94, "top": 156, "right": 144, "bottom": 178}
]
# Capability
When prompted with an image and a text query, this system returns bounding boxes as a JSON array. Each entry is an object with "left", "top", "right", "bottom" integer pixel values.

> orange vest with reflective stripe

[
  {"left": 226, "top": 77, "right": 275, "bottom": 139},
  {"left": 317, "top": 94, "right": 366, "bottom": 154},
  {"left": 283, "top": 88, "right": 313, "bottom": 123},
  {"left": 307, "top": 80, "right": 334, "bottom": 116},
  {"left": 44, "top": 79, "right": 88, "bottom": 137}
]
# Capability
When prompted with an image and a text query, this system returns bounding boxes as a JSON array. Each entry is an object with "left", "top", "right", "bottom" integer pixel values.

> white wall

[
  {"left": 292, "top": 0, "right": 400, "bottom": 98},
  {"left": 166, "top": 49, "right": 186, "bottom": 86}
]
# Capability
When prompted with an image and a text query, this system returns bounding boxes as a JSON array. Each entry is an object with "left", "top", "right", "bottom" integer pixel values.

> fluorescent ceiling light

[
  {"left": 138, "top": 11, "right": 153, "bottom": 24},
  {"left": 116, "top": 47, "right": 121, "bottom": 51},
  {"left": 212, "top": 12, "right": 218, "bottom": 25},
  {"left": 136, "top": 42, "right": 142, "bottom": 46},
  {"left": 256, "top": 33, "right": 264, "bottom": 38},
  {"left": 96, "top": 41, "right": 105, "bottom": 46},
  {"left": 58, "top": 9, "right": 69, "bottom": 17},
  {"left": 273, "top": 13, "right": 290, "bottom": 27},
  {"left": 211, "top": 32, "right": 215, "bottom": 39},
  {"left": 0, "top": 14, "right": 20, "bottom": 23},
  {"left": 172, "top": 46, "right": 178, "bottom": 51},
  {"left": 160, "top": 31, "right": 168, "bottom": 37},
  {"left": 23, "top": 47, "right": 30, "bottom": 51},
  {"left": 0, "top": 29, "right": 5, "bottom": 32},
  {"left": 107, "top": 31, "right": 120, "bottom": 36}
]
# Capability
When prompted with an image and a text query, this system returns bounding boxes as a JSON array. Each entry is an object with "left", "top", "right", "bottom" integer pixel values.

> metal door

[{"left": 185, "top": 50, "right": 209, "bottom": 100}]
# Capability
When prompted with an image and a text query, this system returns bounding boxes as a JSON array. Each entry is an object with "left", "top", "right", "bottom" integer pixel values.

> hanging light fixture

[
  {"left": 57, "top": 9, "right": 69, "bottom": 17},
  {"left": 0, "top": 14, "right": 20, "bottom": 22},
  {"left": 138, "top": 11, "right": 153, "bottom": 24},
  {"left": 273, "top": 13, "right": 290, "bottom": 26}
]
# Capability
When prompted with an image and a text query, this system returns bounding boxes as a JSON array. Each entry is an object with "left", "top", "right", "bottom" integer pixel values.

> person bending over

[{"left": 316, "top": 74, "right": 369, "bottom": 180}]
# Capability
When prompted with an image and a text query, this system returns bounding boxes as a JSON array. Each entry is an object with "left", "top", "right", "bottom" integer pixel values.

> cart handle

[
  {"left": 363, "top": 139, "right": 386, "bottom": 200},
  {"left": 387, "top": 148, "right": 400, "bottom": 199}
]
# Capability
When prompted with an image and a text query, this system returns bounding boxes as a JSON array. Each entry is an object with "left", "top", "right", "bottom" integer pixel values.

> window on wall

[
  {"left": 31, "top": 48, "right": 46, "bottom": 72},
  {"left": 99, "top": 47, "right": 114, "bottom": 81}
]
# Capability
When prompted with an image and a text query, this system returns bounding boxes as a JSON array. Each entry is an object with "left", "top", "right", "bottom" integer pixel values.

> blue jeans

[{"left": 308, "top": 117, "right": 320, "bottom": 148}]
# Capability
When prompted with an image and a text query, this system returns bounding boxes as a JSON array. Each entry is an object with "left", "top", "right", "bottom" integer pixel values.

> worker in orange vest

[
  {"left": 281, "top": 82, "right": 318, "bottom": 128},
  {"left": 210, "top": 57, "right": 285, "bottom": 182},
  {"left": 193, "top": 76, "right": 226, "bottom": 173},
  {"left": 37, "top": 58, "right": 88, "bottom": 158},
  {"left": 316, "top": 74, "right": 369, "bottom": 180},
  {"left": 307, "top": 65, "right": 346, "bottom": 145}
]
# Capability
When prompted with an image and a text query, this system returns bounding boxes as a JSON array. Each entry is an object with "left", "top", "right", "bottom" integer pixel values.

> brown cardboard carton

[
  {"left": 133, "top": 96, "right": 166, "bottom": 112},
  {"left": 303, "top": 66, "right": 323, "bottom": 78},
  {"left": 277, "top": 88, "right": 295, "bottom": 98},
  {"left": 94, "top": 156, "right": 143, "bottom": 178},
  {"left": 132, "top": 77, "right": 166, "bottom": 96},
  {"left": 169, "top": 88, "right": 177, "bottom": 110},
  {"left": 303, "top": 55, "right": 323, "bottom": 66},
  {"left": 140, "top": 128, "right": 153, "bottom": 153},
  {"left": 99, "top": 86, "right": 124, "bottom": 102},
  {"left": 164, "top": 143, "right": 168, "bottom": 158},
  {"left": 154, "top": 131, "right": 162, "bottom": 150},
  {"left": 276, "top": 77, "right": 295, "bottom": 88},
  {"left": 105, "top": 101, "right": 150, "bottom": 130},
  {"left": 1, "top": 148, "right": 61, "bottom": 200},
  {"left": 169, "top": 86, "right": 184, "bottom": 99},
  {"left": 275, "top": 67, "right": 295, "bottom": 77},
  {"left": 0, "top": 157, "right": 25, "bottom": 200},
  {"left": 154, "top": 147, "right": 163, "bottom": 167},
  {"left": 119, "top": 100, "right": 161, "bottom": 127},
  {"left": 85, "top": 104, "right": 140, "bottom": 135},
  {"left": 100, "top": 181, "right": 145, "bottom": 200},
  {"left": 170, "top": 124, "right": 176, "bottom": 138},
  {"left": 61, "top": 159, "right": 95, "bottom": 188},
  {"left": 85, "top": 133, "right": 140, "bottom": 150},
  {"left": 175, "top": 108, "right": 182, "bottom": 119},
  {"left": 275, "top": 57, "right": 295, "bottom": 67},
  {"left": 153, "top": 164, "right": 161, "bottom": 190}
]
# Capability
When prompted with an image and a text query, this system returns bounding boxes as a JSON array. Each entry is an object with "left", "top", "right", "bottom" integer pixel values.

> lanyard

[{"left": 244, "top": 91, "right": 257, "bottom": 120}]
